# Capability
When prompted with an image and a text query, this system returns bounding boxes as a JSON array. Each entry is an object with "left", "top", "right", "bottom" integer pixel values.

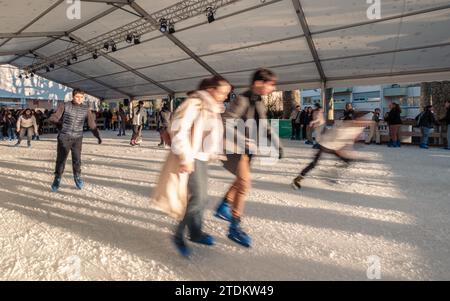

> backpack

[{"left": 414, "top": 112, "right": 424, "bottom": 128}]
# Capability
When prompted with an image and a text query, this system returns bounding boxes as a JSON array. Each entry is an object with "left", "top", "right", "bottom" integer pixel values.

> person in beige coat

[
  {"left": 152, "top": 76, "right": 231, "bottom": 257},
  {"left": 15, "top": 109, "right": 38, "bottom": 148}
]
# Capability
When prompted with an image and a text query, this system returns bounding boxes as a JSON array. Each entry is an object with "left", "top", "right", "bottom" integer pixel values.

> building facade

[
  {"left": 0, "top": 65, "right": 99, "bottom": 110},
  {"left": 300, "top": 84, "right": 421, "bottom": 119}
]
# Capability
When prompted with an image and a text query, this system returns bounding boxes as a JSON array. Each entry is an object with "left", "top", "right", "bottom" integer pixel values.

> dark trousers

[
  {"left": 300, "top": 146, "right": 350, "bottom": 177},
  {"left": 118, "top": 121, "right": 126, "bottom": 135},
  {"left": 291, "top": 120, "right": 296, "bottom": 138},
  {"left": 302, "top": 124, "right": 307, "bottom": 140},
  {"left": 176, "top": 160, "right": 208, "bottom": 241},
  {"left": 294, "top": 123, "right": 302, "bottom": 140},
  {"left": 54, "top": 135, "right": 83, "bottom": 178}
]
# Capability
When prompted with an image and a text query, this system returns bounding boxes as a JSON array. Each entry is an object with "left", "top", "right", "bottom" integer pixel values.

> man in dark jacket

[
  {"left": 4, "top": 111, "right": 16, "bottom": 141},
  {"left": 117, "top": 104, "right": 127, "bottom": 136},
  {"left": 385, "top": 103, "right": 402, "bottom": 147},
  {"left": 214, "top": 68, "right": 283, "bottom": 248},
  {"left": 416, "top": 105, "right": 437, "bottom": 149},
  {"left": 49, "top": 89, "right": 102, "bottom": 192},
  {"left": 342, "top": 103, "right": 355, "bottom": 121}
]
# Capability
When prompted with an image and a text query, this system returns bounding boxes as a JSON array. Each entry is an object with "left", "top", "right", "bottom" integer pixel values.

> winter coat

[
  {"left": 16, "top": 115, "right": 38, "bottom": 133},
  {"left": 294, "top": 110, "right": 302, "bottom": 124},
  {"left": 372, "top": 112, "right": 381, "bottom": 123},
  {"left": 290, "top": 110, "right": 298, "bottom": 120},
  {"left": 343, "top": 109, "right": 355, "bottom": 121},
  {"left": 222, "top": 90, "right": 282, "bottom": 154},
  {"left": 444, "top": 107, "right": 450, "bottom": 126},
  {"left": 4, "top": 116, "right": 16, "bottom": 128},
  {"left": 310, "top": 108, "right": 325, "bottom": 128},
  {"left": 385, "top": 108, "right": 402, "bottom": 125},
  {"left": 303, "top": 112, "right": 312, "bottom": 126},
  {"left": 416, "top": 110, "right": 436, "bottom": 129},
  {"left": 49, "top": 101, "right": 98, "bottom": 139},
  {"left": 151, "top": 90, "right": 224, "bottom": 220},
  {"left": 159, "top": 109, "right": 172, "bottom": 129},
  {"left": 118, "top": 108, "right": 127, "bottom": 122},
  {"left": 132, "top": 106, "right": 147, "bottom": 126}
]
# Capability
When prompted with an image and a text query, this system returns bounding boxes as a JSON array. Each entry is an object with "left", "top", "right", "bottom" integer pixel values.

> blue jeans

[
  {"left": 421, "top": 127, "right": 431, "bottom": 146},
  {"left": 175, "top": 160, "right": 208, "bottom": 241},
  {"left": 7, "top": 127, "right": 15, "bottom": 140},
  {"left": 118, "top": 121, "right": 126, "bottom": 135}
]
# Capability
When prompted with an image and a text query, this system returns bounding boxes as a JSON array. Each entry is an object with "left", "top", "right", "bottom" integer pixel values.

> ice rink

[{"left": 1, "top": 131, "right": 449, "bottom": 280}]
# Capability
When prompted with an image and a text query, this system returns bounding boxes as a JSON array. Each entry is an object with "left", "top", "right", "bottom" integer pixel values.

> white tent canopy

[{"left": 1, "top": 0, "right": 450, "bottom": 99}]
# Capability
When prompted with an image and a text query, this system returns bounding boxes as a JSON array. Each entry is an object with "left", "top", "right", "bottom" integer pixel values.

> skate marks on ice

[{"left": 2, "top": 132, "right": 450, "bottom": 279}]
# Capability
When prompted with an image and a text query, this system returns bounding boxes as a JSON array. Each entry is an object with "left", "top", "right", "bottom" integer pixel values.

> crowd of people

[
  {"left": 289, "top": 100, "right": 450, "bottom": 150},
  {"left": 39, "top": 69, "right": 283, "bottom": 257},
  {"left": 0, "top": 107, "right": 55, "bottom": 147}
]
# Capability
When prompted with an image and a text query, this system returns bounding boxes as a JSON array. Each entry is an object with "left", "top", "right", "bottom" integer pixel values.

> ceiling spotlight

[
  {"left": 72, "top": 53, "right": 78, "bottom": 62},
  {"left": 133, "top": 34, "right": 141, "bottom": 45},
  {"left": 30, "top": 72, "right": 34, "bottom": 78},
  {"left": 46, "top": 66, "right": 51, "bottom": 72},
  {"left": 25, "top": 74, "right": 29, "bottom": 79},
  {"left": 206, "top": 7, "right": 216, "bottom": 23},
  {"left": 67, "top": 59, "right": 71, "bottom": 66},
  {"left": 126, "top": 34, "right": 133, "bottom": 43},
  {"left": 159, "top": 18, "right": 168, "bottom": 33},
  {"left": 93, "top": 51, "right": 99, "bottom": 59},
  {"left": 18, "top": 74, "right": 23, "bottom": 79},
  {"left": 103, "top": 41, "right": 109, "bottom": 51},
  {"left": 169, "top": 23, "right": 175, "bottom": 34},
  {"left": 49, "top": 63, "right": 55, "bottom": 69},
  {"left": 111, "top": 42, "right": 117, "bottom": 52}
]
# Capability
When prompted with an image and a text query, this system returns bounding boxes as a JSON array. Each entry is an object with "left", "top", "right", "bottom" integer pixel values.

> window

[
  {"left": 397, "top": 96, "right": 420, "bottom": 108},
  {"left": 303, "top": 97, "right": 313, "bottom": 106}
]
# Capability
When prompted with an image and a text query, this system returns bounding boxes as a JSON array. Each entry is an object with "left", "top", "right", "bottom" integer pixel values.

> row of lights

[
  {"left": 18, "top": 62, "right": 56, "bottom": 78},
  {"left": 158, "top": 6, "right": 216, "bottom": 33},
  {"left": 23, "top": 6, "right": 219, "bottom": 74}
]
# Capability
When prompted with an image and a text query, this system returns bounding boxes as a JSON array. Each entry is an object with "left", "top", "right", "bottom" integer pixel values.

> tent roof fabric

[{"left": 1, "top": 0, "right": 450, "bottom": 99}]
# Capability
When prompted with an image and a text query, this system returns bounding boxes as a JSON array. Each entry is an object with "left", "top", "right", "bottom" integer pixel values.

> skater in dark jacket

[
  {"left": 385, "top": 103, "right": 402, "bottom": 147},
  {"left": 3, "top": 112, "right": 16, "bottom": 141},
  {"left": 416, "top": 105, "right": 438, "bottom": 149},
  {"left": 117, "top": 104, "right": 127, "bottom": 137},
  {"left": 342, "top": 103, "right": 355, "bottom": 121},
  {"left": 215, "top": 68, "right": 283, "bottom": 248},
  {"left": 49, "top": 89, "right": 102, "bottom": 192}
]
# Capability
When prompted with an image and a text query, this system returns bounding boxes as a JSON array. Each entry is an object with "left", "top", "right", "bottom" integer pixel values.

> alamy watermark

[
  {"left": 57, "top": 255, "right": 81, "bottom": 280},
  {"left": 66, "top": 0, "right": 81, "bottom": 20},
  {"left": 366, "top": 0, "right": 381, "bottom": 20},
  {"left": 366, "top": 255, "right": 382, "bottom": 280},
  {"left": 170, "top": 118, "right": 281, "bottom": 166}
]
